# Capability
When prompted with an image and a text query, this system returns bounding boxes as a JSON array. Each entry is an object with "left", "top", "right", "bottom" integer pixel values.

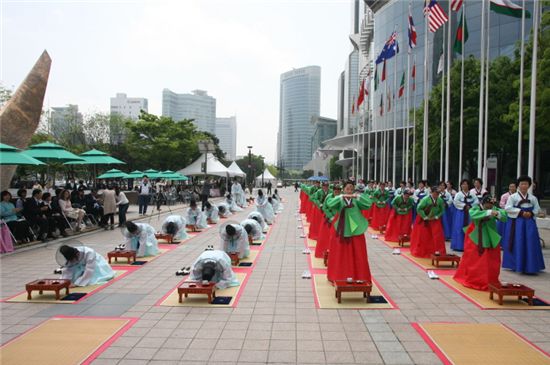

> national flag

[
  {"left": 376, "top": 31, "right": 399, "bottom": 64},
  {"left": 357, "top": 79, "right": 366, "bottom": 107},
  {"left": 374, "top": 65, "right": 379, "bottom": 91},
  {"left": 408, "top": 5, "right": 417, "bottom": 50},
  {"left": 379, "top": 94, "right": 384, "bottom": 116},
  {"left": 398, "top": 72, "right": 405, "bottom": 98},
  {"left": 387, "top": 90, "right": 392, "bottom": 112},
  {"left": 425, "top": 0, "right": 449, "bottom": 33},
  {"left": 453, "top": 11, "right": 469, "bottom": 54},
  {"left": 490, "top": 0, "right": 531, "bottom": 18},
  {"left": 382, "top": 60, "right": 387, "bottom": 82},
  {"left": 412, "top": 60, "right": 416, "bottom": 91},
  {"left": 352, "top": 97, "right": 356, "bottom": 115},
  {"left": 437, "top": 49, "right": 444, "bottom": 74},
  {"left": 451, "top": 0, "right": 463, "bottom": 12}
]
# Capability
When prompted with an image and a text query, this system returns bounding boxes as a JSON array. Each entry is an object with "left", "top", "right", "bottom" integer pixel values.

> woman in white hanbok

[
  {"left": 123, "top": 222, "right": 159, "bottom": 257},
  {"left": 226, "top": 194, "right": 243, "bottom": 212},
  {"left": 59, "top": 245, "right": 115, "bottom": 287},
  {"left": 219, "top": 223, "right": 249, "bottom": 259},
  {"left": 231, "top": 181, "right": 246, "bottom": 207},
  {"left": 204, "top": 202, "right": 220, "bottom": 224},
  {"left": 161, "top": 215, "right": 188, "bottom": 240},
  {"left": 186, "top": 200, "right": 208, "bottom": 229},
  {"left": 190, "top": 250, "right": 240, "bottom": 289},
  {"left": 247, "top": 211, "right": 268, "bottom": 232},
  {"left": 241, "top": 218, "right": 265, "bottom": 241},
  {"left": 255, "top": 190, "right": 274, "bottom": 224}
]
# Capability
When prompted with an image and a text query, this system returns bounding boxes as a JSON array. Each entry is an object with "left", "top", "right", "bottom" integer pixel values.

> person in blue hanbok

[
  {"left": 248, "top": 211, "right": 268, "bottom": 232},
  {"left": 501, "top": 175, "right": 545, "bottom": 274},
  {"left": 59, "top": 245, "right": 115, "bottom": 287},
  {"left": 204, "top": 202, "right": 220, "bottom": 224},
  {"left": 217, "top": 202, "right": 233, "bottom": 218},
  {"left": 470, "top": 177, "right": 488, "bottom": 202},
  {"left": 231, "top": 181, "right": 246, "bottom": 208},
  {"left": 189, "top": 250, "right": 240, "bottom": 289},
  {"left": 395, "top": 181, "right": 407, "bottom": 196},
  {"left": 123, "top": 221, "right": 159, "bottom": 257},
  {"left": 439, "top": 181, "right": 453, "bottom": 240},
  {"left": 255, "top": 189, "right": 274, "bottom": 224},
  {"left": 386, "top": 181, "right": 396, "bottom": 208},
  {"left": 412, "top": 180, "right": 428, "bottom": 222},
  {"left": 186, "top": 200, "right": 208, "bottom": 229},
  {"left": 161, "top": 215, "right": 188, "bottom": 240},
  {"left": 226, "top": 194, "right": 243, "bottom": 212},
  {"left": 220, "top": 223, "right": 249, "bottom": 259},
  {"left": 451, "top": 179, "right": 479, "bottom": 251},
  {"left": 240, "top": 218, "right": 265, "bottom": 241},
  {"left": 498, "top": 182, "right": 517, "bottom": 237}
]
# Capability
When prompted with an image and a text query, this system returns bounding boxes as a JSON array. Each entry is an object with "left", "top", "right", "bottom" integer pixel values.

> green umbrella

[
  {"left": 127, "top": 170, "right": 145, "bottom": 178},
  {"left": 24, "top": 141, "right": 84, "bottom": 163},
  {"left": 143, "top": 169, "right": 160, "bottom": 178},
  {"left": 0, "top": 143, "right": 46, "bottom": 165},
  {"left": 64, "top": 149, "right": 126, "bottom": 165},
  {"left": 97, "top": 169, "right": 129, "bottom": 179},
  {"left": 159, "top": 170, "right": 188, "bottom": 180}
]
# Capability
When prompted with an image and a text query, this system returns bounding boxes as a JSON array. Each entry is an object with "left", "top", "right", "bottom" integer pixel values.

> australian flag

[{"left": 376, "top": 31, "right": 399, "bottom": 65}]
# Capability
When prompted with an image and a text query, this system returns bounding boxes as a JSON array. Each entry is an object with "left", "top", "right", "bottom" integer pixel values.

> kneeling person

[
  {"left": 58, "top": 245, "right": 115, "bottom": 287},
  {"left": 241, "top": 218, "right": 265, "bottom": 242},
  {"left": 190, "top": 250, "right": 240, "bottom": 289},
  {"left": 220, "top": 223, "right": 249, "bottom": 259},
  {"left": 162, "top": 215, "right": 189, "bottom": 241},
  {"left": 124, "top": 221, "right": 159, "bottom": 257}
]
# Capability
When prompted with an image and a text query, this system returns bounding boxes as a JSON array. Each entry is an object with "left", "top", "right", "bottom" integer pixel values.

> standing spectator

[
  {"left": 58, "top": 190, "right": 85, "bottom": 231},
  {"left": 115, "top": 186, "right": 129, "bottom": 226},
  {"left": 266, "top": 181, "right": 272, "bottom": 195},
  {"left": 138, "top": 175, "right": 152, "bottom": 216},
  {"left": 65, "top": 178, "right": 77, "bottom": 190},
  {"left": 294, "top": 181, "right": 299, "bottom": 192},
  {"left": 200, "top": 179, "right": 211, "bottom": 211},
  {"left": 99, "top": 185, "right": 116, "bottom": 230},
  {"left": 23, "top": 189, "right": 50, "bottom": 241}
]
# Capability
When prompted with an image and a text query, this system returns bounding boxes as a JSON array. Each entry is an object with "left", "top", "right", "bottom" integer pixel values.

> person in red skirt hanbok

[
  {"left": 325, "top": 181, "right": 373, "bottom": 283},
  {"left": 370, "top": 182, "right": 390, "bottom": 230},
  {"left": 362, "top": 181, "right": 375, "bottom": 221},
  {"left": 454, "top": 195, "right": 507, "bottom": 291},
  {"left": 384, "top": 189, "right": 414, "bottom": 242},
  {"left": 410, "top": 186, "right": 446, "bottom": 258},
  {"left": 315, "top": 184, "right": 342, "bottom": 259},
  {"left": 308, "top": 182, "right": 329, "bottom": 241}
]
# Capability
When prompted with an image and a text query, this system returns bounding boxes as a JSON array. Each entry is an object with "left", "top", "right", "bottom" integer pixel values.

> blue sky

[{"left": 2, "top": 0, "right": 352, "bottom": 162}]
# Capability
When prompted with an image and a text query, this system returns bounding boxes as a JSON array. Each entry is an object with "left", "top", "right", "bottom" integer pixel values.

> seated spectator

[
  {"left": 71, "top": 188, "right": 87, "bottom": 209},
  {"left": 41, "top": 192, "right": 69, "bottom": 238},
  {"left": 15, "top": 188, "right": 27, "bottom": 212},
  {"left": 84, "top": 189, "right": 104, "bottom": 224},
  {"left": 22, "top": 189, "right": 49, "bottom": 242},
  {"left": 0, "top": 191, "right": 33, "bottom": 243},
  {"left": 58, "top": 189, "right": 85, "bottom": 231}
]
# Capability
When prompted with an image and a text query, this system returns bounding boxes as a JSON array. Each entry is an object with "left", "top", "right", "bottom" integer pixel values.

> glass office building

[{"left": 277, "top": 66, "right": 321, "bottom": 171}]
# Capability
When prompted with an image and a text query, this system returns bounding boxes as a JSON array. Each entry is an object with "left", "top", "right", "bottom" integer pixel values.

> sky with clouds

[{"left": 2, "top": 0, "right": 352, "bottom": 162}]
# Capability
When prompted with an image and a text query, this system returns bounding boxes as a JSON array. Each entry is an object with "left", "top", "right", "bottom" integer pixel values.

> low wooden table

[
  {"left": 248, "top": 235, "right": 253, "bottom": 244},
  {"left": 334, "top": 280, "right": 372, "bottom": 304},
  {"left": 323, "top": 250, "right": 329, "bottom": 267},
  {"left": 178, "top": 281, "right": 216, "bottom": 303},
  {"left": 107, "top": 250, "right": 137, "bottom": 264},
  {"left": 378, "top": 225, "right": 386, "bottom": 234},
  {"left": 186, "top": 224, "right": 201, "bottom": 232},
  {"left": 229, "top": 252, "right": 240, "bottom": 266},
  {"left": 26, "top": 279, "right": 71, "bottom": 300},
  {"left": 431, "top": 253, "right": 460, "bottom": 268},
  {"left": 489, "top": 283, "right": 535, "bottom": 305},
  {"left": 155, "top": 232, "right": 173, "bottom": 244},
  {"left": 398, "top": 234, "right": 410, "bottom": 247}
]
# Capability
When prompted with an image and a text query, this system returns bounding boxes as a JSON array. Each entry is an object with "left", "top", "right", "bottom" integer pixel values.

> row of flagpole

[{"left": 349, "top": 0, "right": 539, "bottom": 186}]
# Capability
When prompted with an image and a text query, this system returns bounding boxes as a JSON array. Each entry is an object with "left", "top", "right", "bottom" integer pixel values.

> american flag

[
  {"left": 408, "top": 5, "right": 417, "bottom": 50},
  {"left": 425, "top": 0, "right": 449, "bottom": 33},
  {"left": 451, "top": 0, "right": 463, "bottom": 12}
]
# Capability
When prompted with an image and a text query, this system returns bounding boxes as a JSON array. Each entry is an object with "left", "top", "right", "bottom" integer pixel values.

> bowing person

[
  {"left": 123, "top": 221, "right": 159, "bottom": 257},
  {"left": 204, "top": 202, "right": 220, "bottom": 224},
  {"left": 161, "top": 215, "right": 189, "bottom": 241},
  {"left": 58, "top": 245, "right": 115, "bottom": 287},
  {"left": 189, "top": 250, "right": 240, "bottom": 289},
  {"left": 255, "top": 190, "right": 275, "bottom": 225},
  {"left": 409, "top": 186, "right": 446, "bottom": 258},
  {"left": 187, "top": 200, "right": 208, "bottom": 229},
  {"left": 241, "top": 218, "right": 265, "bottom": 242},
  {"left": 220, "top": 223, "right": 250, "bottom": 259}
]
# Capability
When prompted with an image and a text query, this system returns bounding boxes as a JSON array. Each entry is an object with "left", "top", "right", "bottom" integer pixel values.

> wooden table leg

[
  {"left": 65, "top": 286, "right": 70, "bottom": 295},
  {"left": 55, "top": 290, "right": 60, "bottom": 300},
  {"left": 528, "top": 295, "right": 534, "bottom": 306},
  {"left": 208, "top": 293, "right": 212, "bottom": 304},
  {"left": 27, "top": 290, "right": 32, "bottom": 300},
  {"left": 490, "top": 291, "right": 494, "bottom": 300},
  {"left": 498, "top": 294, "right": 503, "bottom": 305},
  {"left": 337, "top": 291, "right": 341, "bottom": 304},
  {"left": 108, "top": 256, "right": 112, "bottom": 264},
  {"left": 431, "top": 259, "right": 435, "bottom": 266},
  {"left": 178, "top": 292, "right": 183, "bottom": 303}
]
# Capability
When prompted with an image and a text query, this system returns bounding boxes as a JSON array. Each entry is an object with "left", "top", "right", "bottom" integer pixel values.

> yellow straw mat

[
  {"left": 0, "top": 317, "right": 130, "bottom": 365},
  {"left": 439, "top": 276, "right": 550, "bottom": 310},
  {"left": 418, "top": 323, "right": 550, "bottom": 365},
  {"left": 313, "top": 274, "right": 393, "bottom": 309},
  {"left": 310, "top": 255, "right": 326, "bottom": 270},
  {"left": 159, "top": 273, "right": 247, "bottom": 307},
  {"left": 234, "top": 250, "right": 258, "bottom": 267},
  {"left": 307, "top": 238, "right": 317, "bottom": 248},
  {"left": 402, "top": 252, "right": 458, "bottom": 270},
  {"left": 6, "top": 271, "right": 125, "bottom": 304}
]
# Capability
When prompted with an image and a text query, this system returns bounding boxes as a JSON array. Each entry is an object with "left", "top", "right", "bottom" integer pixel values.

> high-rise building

[
  {"left": 162, "top": 89, "right": 216, "bottom": 134},
  {"left": 49, "top": 105, "right": 85, "bottom": 145},
  {"left": 110, "top": 93, "right": 148, "bottom": 120},
  {"left": 215, "top": 116, "right": 237, "bottom": 161},
  {"left": 277, "top": 66, "right": 321, "bottom": 171}
]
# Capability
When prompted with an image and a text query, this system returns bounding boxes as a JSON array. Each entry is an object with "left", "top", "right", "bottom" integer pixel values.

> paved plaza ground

[{"left": 1, "top": 188, "right": 550, "bottom": 364}]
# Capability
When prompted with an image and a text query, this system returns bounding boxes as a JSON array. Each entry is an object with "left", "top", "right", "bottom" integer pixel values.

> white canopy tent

[
  {"left": 178, "top": 153, "right": 230, "bottom": 177},
  {"left": 227, "top": 161, "right": 246, "bottom": 178},
  {"left": 255, "top": 168, "right": 277, "bottom": 187}
]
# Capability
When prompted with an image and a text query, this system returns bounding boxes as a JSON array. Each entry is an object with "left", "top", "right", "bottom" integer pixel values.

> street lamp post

[{"left": 247, "top": 145, "right": 253, "bottom": 189}]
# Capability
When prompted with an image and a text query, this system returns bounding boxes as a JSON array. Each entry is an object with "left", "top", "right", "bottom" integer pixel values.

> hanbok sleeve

[
  {"left": 531, "top": 196, "right": 541, "bottom": 216},
  {"left": 469, "top": 206, "right": 491, "bottom": 221},
  {"left": 499, "top": 193, "right": 508, "bottom": 209},
  {"left": 73, "top": 250, "right": 97, "bottom": 287},
  {"left": 417, "top": 198, "right": 429, "bottom": 220},
  {"left": 325, "top": 195, "right": 344, "bottom": 211},
  {"left": 453, "top": 192, "right": 466, "bottom": 210},
  {"left": 505, "top": 194, "right": 520, "bottom": 218},
  {"left": 356, "top": 193, "right": 373, "bottom": 211},
  {"left": 216, "top": 260, "right": 239, "bottom": 289}
]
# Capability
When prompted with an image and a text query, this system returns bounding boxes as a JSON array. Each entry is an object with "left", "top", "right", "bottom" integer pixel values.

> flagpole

[
  {"left": 483, "top": 8, "right": 491, "bottom": 185},
  {"left": 422, "top": 6, "right": 430, "bottom": 180},
  {"left": 458, "top": 5, "right": 465, "bottom": 183},
  {"left": 367, "top": 97, "right": 371, "bottom": 180},
  {"left": 412, "top": 54, "right": 417, "bottom": 183},
  {"left": 477, "top": 0, "right": 486, "bottom": 178},
  {"left": 374, "top": 128, "right": 378, "bottom": 181},
  {"left": 528, "top": 0, "right": 540, "bottom": 180},
  {"left": 517, "top": 0, "right": 526, "bottom": 176},
  {"left": 440, "top": 31, "right": 445, "bottom": 182},
  {"left": 444, "top": 0, "right": 452, "bottom": 182},
  {"left": 405, "top": 51, "right": 410, "bottom": 181},
  {"left": 392, "top": 46, "right": 398, "bottom": 184}
]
